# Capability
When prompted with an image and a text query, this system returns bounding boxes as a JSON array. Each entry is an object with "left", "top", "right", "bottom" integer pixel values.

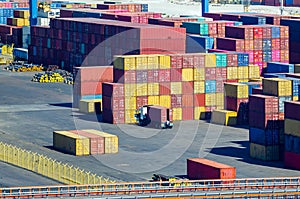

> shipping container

[
  {"left": 69, "top": 130, "right": 104, "bottom": 155},
  {"left": 224, "top": 83, "right": 248, "bottom": 98},
  {"left": 249, "top": 127, "right": 280, "bottom": 146},
  {"left": 79, "top": 99, "right": 102, "bottom": 113},
  {"left": 285, "top": 151, "right": 300, "bottom": 170},
  {"left": 187, "top": 158, "right": 236, "bottom": 180},
  {"left": 211, "top": 109, "right": 237, "bottom": 126},
  {"left": 53, "top": 131, "right": 90, "bottom": 156},
  {"left": 84, "top": 129, "right": 118, "bottom": 153},
  {"left": 263, "top": 78, "right": 292, "bottom": 97},
  {"left": 250, "top": 143, "right": 279, "bottom": 161}
]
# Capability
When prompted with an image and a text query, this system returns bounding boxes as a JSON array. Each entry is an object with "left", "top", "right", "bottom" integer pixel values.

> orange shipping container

[
  {"left": 187, "top": 158, "right": 236, "bottom": 180},
  {"left": 69, "top": 130, "right": 104, "bottom": 155},
  {"left": 74, "top": 66, "right": 113, "bottom": 82}
]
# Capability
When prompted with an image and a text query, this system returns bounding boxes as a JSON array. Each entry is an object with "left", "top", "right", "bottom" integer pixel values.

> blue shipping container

[
  {"left": 249, "top": 127, "right": 279, "bottom": 146},
  {"left": 237, "top": 53, "right": 249, "bottom": 66},
  {"left": 81, "top": 95, "right": 102, "bottom": 100},
  {"left": 13, "top": 48, "right": 28, "bottom": 60},
  {"left": 271, "top": 26, "right": 280, "bottom": 38},
  {"left": 285, "top": 134, "right": 300, "bottom": 154},
  {"left": 266, "top": 62, "right": 294, "bottom": 73},
  {"left": 186, "top": 34, "right": 214, "bottom": 53},
  {"left": 284, "top": 77, "right": 300, "bottom": 96},
  {"left": 205, "top": 80, "right": 216, "bottom": 93},
  {"left": 240, "top": 16, "right": 266, "bottom": 25}
]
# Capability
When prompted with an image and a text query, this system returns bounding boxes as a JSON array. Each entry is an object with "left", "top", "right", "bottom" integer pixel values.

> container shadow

[
  {"left": 208, "top": 141, "right": 284, "bottom": 168},
  {"left": 49, "top": 102, "right": 73, "bottom": 108},
  {"left": 73, "top": 113, "right": 103, "bottom": 123},
  {"left": 44, "top": 145, "right": 55, "bottom": 151}
]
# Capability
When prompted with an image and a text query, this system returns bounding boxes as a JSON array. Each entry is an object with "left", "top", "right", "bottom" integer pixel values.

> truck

[{"left": 134, "top": 105, "right": 173, "bottom": 129}]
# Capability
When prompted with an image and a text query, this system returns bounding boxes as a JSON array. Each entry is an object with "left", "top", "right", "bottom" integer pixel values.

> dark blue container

[
  {"left": 290, "top": 32, "right": 300, "bottom": 42},
  {"left": 186, "top": 34, "right": 214, "bottom": 53},
  {"left": 266, "top": 62, "right": 294, "bottom": 73},
  {"left": 299, "top": 84, "right": 300, "bottom": 100},
  {"left": 280, "top": 19, "right": 300, "bottom": 32},
  {"left": 263, "top": 73, "right": 287, "bottom": 78},
  {"left": 237, "top": 53, "right": 249, "bottom": 66},
  {"left": 141, "top": 4, "right": 148, "bottom": 12},
  {"left": 250, "top": 127, "right": 279, "bottom": 146},
  {"left": 205, "top": 80, "right": 216, "bottom": 93},
  {"left": 285, "top": 135, "right": 300, "bottom": 154},
  {"left": 240, "top": 16, "right": 266, "bottom": 25},
  {"left": 284, "top": 77, "right": 300, "bottom": 96}
]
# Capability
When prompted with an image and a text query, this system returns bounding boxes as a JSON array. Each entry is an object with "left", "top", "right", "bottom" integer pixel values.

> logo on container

[{"left": 72, "top": 29, "right": 224, "bottom": 174}]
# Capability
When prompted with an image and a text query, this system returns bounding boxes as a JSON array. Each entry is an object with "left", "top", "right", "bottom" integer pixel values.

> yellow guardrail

[{"left": 0, "top": 142, "right": 115, "bottom": 185}]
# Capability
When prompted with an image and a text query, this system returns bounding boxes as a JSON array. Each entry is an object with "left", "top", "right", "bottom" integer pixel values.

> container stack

[
  {"left": 7, "top": 9, "right": 29, "bottom": 27},
  {"left": 29, "top": 18, "right": 186, "bottom": 71},
  {"left": 96, "top": 3, "right": 144, "bottom": 12},
  {"left": 217, "top": 25, "right": 289, "bottom": 74},
  {"left": 53, "top": 129, "right": 118, "bottom": 156},
  {"left": 0, "top": 3, "right": 29, "bottom": 25},
  {"left": 224, "top": 83, "right": 249, "bottom": 125},
  {"left": 98, "top": 52, "right": 260, "bottom": 124},
  {"left": 248, "top": 94, "right": 282, "bottom": 161},
  {"left": 284, "top": 101, "right": 300, "bottom": 170},
  {"left": 73, "top": 66, "right": 113, "bottom": 108}
]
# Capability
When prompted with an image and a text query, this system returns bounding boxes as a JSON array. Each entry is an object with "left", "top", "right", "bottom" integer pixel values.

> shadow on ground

[
  {"left": 49, "top": 102, "right": 73, "bottom": 108},
  {"left": 208, "top": 141, "right": 285, "bottom": 168}
]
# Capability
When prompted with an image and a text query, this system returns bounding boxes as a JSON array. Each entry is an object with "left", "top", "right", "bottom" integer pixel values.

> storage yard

[{"left": 2, "top": 0, "right": 300, "bottom": 197}]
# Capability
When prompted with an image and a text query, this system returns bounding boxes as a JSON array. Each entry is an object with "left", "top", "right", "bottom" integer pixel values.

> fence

[{"left": 0, "top": 142, "right": 115, "bottom": 184}]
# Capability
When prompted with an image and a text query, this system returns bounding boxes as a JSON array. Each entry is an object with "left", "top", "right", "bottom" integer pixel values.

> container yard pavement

[{"left": 1, "top": 68, "right": 300, "bottom": 184}]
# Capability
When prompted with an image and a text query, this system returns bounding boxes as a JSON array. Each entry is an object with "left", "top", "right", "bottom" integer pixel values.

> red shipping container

[
  {"left": 74, "top": 66, "right": 113, "bottom": 82},
  {"left": 253, "top": 39, "right": 262, "bottom": 50},
  {"left": 74, "top": 81, "right": 102, "bottom": 96},
  {"left": 147, "top": 70, "right": 159, "bottom": 83},
  {"left": 225, "top": 96, "right": 248, "bottom": 112},
  {"left": 262, "top": 26, "right": 272, "bottom": 38},
  {"left": 160, "top": 82, "right": 171, "bottom": 95},
  {"left": 102, "top": 82, "right": 124, "bottom": 97},
  {"left": 187, "top": 158, "right": 236, "bottom": 180},
  {"left": 183, "top": 54, "right": 194, "bottom": 68},
  {"left": 227, "top": 53, "right": 238, "bottom": 67},
  {"left": 69, "top": 130, "right": 104, "bottom": 155},
  {"left": 102, "top": 96, "right": 125, "bottom": 111},
  {"left": 216, "top": 68, "right": 227, "bottom": 80},
  {"left": 244, "top": 40, "right": 254, "bottom": 51},
  {"left": 193, "top": 54, "right": 205, "bottom": 68},
  {"left": 285, "top": 151, "right": 300, "bottom": 170},
  {"left": 136, "top": 96, "right": 148, "bottom": 108},
  {"left": 280, "top": 39, "right": 289, "bottom": 50},
  {"left": 194, "top": 94, "right": 205, "bottom": 107},
  {"left": 148, "top": 105, "right": 168, "bottom": 123},
  {"left": 182, "top": 81, "right": 194, "bottom": 94},
  {"left": 113, "top": 69, "right": 136, "bottom": 84},
  {"left": 284, "top": 101, "right": 300, "bottom": 120},
  {"left": 170, "top": 69, "right": 182, "bottom": 82},
  {"left": 171, "top": 94, "right": 182, "bottom": 108},
  {"left": 249, "top": 94, "right": 279, "bottom": 113},
  {"left": 205, "top": 68, "right": 217, "bottom": 80},
  {"left": 272, "top": 38, "right": 280, "bottom": 50},
  {"left": 182, "top": 107, "right": 194, "bottom": 120},
  {"left": 170, "top": 55, "right": 183, "bottom": 68},
  {"left": 280, "top": 26, "right": 289, "bottom": 38},
  {"left": 103, "top": 109, "right": 125, "bottom": 124},
  {"left": 158, "top": 69, "right": 171, "bottom": 82},
  {"left": 253, "top": 27, "right": 263, "bottom": 39},
  {"left": 182, "top": 94, "right": 194, "bottom": 107}
]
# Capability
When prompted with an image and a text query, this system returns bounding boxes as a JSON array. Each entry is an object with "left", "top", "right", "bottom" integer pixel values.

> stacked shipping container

[
  {"left": 284, "top": 101, "right": 300, "bottom": 169},
  {"left": 29, "top": 18, "right": 186, "bottom": 71}
]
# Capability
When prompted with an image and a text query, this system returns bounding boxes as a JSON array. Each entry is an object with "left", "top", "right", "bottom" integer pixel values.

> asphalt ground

[{"left": 1, "top": 67, "right": 300, "bottom": 188}]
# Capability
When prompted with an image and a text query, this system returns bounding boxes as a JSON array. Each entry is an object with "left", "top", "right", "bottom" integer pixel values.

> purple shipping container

[
  {"left": 284, "top": 101, "right": 300, "bottom": 120},
  {"left": 216, "top": 38, "right": 244, "bottom": 52},
  {"left": 225, "top": 26, "right": 254, "bottom": 40},
  {"left": 148, "top": 105, "right": 167, "bottom": 123},
  {"left": 249, "top": 94, "right": 279, "bottom": 113}
]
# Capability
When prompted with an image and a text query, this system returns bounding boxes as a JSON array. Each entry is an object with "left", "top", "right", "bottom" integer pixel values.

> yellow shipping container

[
  {"left": 216, "top": 93, "right": 224, "bottom": 106},
  {"left": 285, "top": 119, "right": 300, "bottom": 137},
  {"left": 205, "top": 93, "right": 216, "bottom": 106},
  {"left": 250, "top": 143, "right": 279, "bottom": 161},
  {"left": 224, "top": 83, "right": 248, "bottom": 98},
  {"left": 194, "top": 81, "right": 205, "bottom": 94},
  {"left": 136, "top": 56, "right": 148, "bottom": 70},
  {"left": 263, "top": 78, "right": 292, "bottom": 96},
  {"left": 147, "top": 55, "right": 159, "bottom": 69},
  {"left": 84, "top": 129, "right": 118, "bottom": 154},
  {"left": 204, "top": 54, "right": 216, "bottom": 67},
  {"left": 171, "top": 82, "right": 182, "bottom": 94},
  {"left": 227, "top": 67, "right": 238, "bottom": 80},
  {"left": 293, "top": 96, "right": 299, "bottom": 101},
  {"left": 238, "top": 79, "right": 249, "bottom": 83},
  {"left": 148, "top": 83, "right": 159, "bottom": 96},
  {"left": 194, "top": 106, "right": 205, "bottom": 120},
  {"left": 249, "top": 78, "right": 262, "bottom": 82},
  {"left": 79, "top": 99, "right": 102, "bottom": 113},
  {"left": 125, "top": 96, "right": 136, "bottom": 110},
  {"left": 53, "top": 131, "right": 90, "bottom": 156},
  {"left": 238, "top": 66, "right": 249, "bottom": 80},
  {"left": 114, "top": 55, "right": 136, "bottom": 70},
  {"left": 211, "top": 109, "right": 237, "bottom": 126},
  {"left": 24, "top": 19, "right": 30, "bottom": 26},
  {"left": 136, "top": 83, "right": 148, "bottom": 96},
  {"left": 159, "top": 95, "right": 171, "bottom": 108},
  {"left": 216, "top": 105, "right": 224, "bottom": 110},
  {"left": 148, "top": 95, "right": 160, "bottom": 105},
  {"left": 182, "top": 68, "right": 194, "bottom": 81},
  {"left": 12, "top": 18, "right": 24, "bottom": 26},
  {"left": 194, "top": 68, "right": 205, "bottom": 81},
  {"left": 19, "top": 10, "right": 30, "bottom": 18},
  {"left": 248, "top": 65, "right": 260, "bottom": 79},
  {"left": 124, "top": 109, "right": 136, "bottom": 124},
  {"left": 124, "top": 83, "right": 136, "bottom": 97},
  {"left": 159, "top": 55, "right": 171, "bottom": 69},
  {"left": 172, "top": 108, "right": 182, "bottom": 121}
]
